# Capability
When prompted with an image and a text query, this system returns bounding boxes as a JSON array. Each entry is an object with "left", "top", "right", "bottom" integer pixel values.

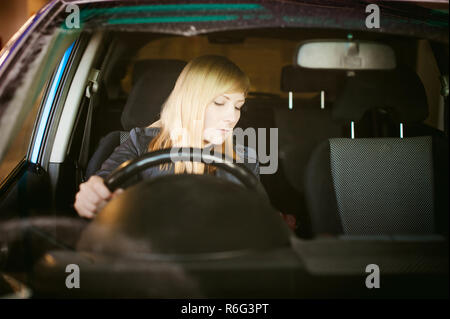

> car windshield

[{"left": 0, "top": 0, "right": 448, "bottom": 299}]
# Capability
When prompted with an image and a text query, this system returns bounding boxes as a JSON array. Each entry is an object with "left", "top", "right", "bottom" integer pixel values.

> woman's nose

[{"left": 223, "top": 103, "right": 237, "bottom": 122}]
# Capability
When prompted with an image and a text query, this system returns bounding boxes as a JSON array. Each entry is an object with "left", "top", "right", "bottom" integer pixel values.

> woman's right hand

[{"left": 74, "top": 175, "right": 123, "bottom": 219}]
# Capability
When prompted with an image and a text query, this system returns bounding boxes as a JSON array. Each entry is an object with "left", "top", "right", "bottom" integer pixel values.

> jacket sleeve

[
  {"left": 95, "top": 128, "right": 140, "bottom": 180},
  {"left": 252, "top": 159, "right": 261, "bottom": 181},
  {"left": 243, "top": 145, "right": 260, "bottom": 180}
]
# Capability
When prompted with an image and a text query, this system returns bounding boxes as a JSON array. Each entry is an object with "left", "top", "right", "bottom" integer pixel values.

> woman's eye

[{"left": 214, "top": 101, "right": 225, "bottom": 106}]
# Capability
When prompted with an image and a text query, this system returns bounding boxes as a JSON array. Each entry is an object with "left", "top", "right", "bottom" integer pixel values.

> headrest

[
  {"left": 280, "top": 65, "right": 346, "bottom": 101},
  {"left": 121, "top": 59, "right": 187, "bottom": 130},
  {"left": 332, "top": 66, "right": 428, "bottom": 123}
]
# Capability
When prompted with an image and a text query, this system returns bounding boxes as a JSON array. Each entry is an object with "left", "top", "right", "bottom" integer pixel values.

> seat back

[
  {"left": 280, "top": 65, "right": 346, "bottom": 103},
  {"left": 121, "top": 59, "right": 187, "bottom": 130},
  {"left": 275, "top": 105, "right": 345, "bottom": 192},
  {"left": 86, "top": 131, "right": 130, "bottom": 179},
  {"left": 86, "top": 59, "right": 186, "bottom": 179},
  {"left": 322, "top": 137, "right": 434, "bottom": 235},
  {"left": 305, "top": 137, "right": 438, "bottom": 236},
  {"left": 275, "top": 65, "right": 347, "bottom": 192},
  {"left": 262, "top": 66, "right": 347, "bottom": 237}
]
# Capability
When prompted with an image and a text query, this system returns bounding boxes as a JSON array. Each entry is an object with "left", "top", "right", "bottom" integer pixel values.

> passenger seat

[{"left": 305, "top": 66, "right": 449, "bottom": 237}]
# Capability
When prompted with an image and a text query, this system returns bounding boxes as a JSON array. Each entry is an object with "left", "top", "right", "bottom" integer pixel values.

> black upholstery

[
  {"left": 86, "top": 131, "right": 130, "bottom": 179},
  {"left": 408, "top": 125, "right": 449, "bottom": 237},
  {"left": 332, "top": 66, "right": 429, "bottom": 123},
  {"left": 280, "top": 65, "right": 346, "bottom": 101},
  {"left": 304, "top": 65, "right": 448, "bottom": 237},
  {"left": 121, "top": 59, "right": 187, "bottom": 130},
  {"left": 276, "top": 65, "right": 346, "bottom": 193},
  {"left": 304, "top": 140, "right": 343, "bottom": 235},
  {"left": 271, "top": 66, "right": 348, "bottom": 237},
  {"left": 306, "top": 137, "right": 436, "bottom": 236},
  {"left": 275, "top": 105, "right": 345, "bottom": 192},
  {"left": 237, "top": 96, "right": 316, "bottom": 238},
  {"left": 86, "top": 59, "right": 186, "bottom": 179}
]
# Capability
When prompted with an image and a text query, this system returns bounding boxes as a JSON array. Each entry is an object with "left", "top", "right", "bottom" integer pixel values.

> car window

[
  {"left": 0, "top": 39, "right": 76, "bottom": 184},
  {"left": 0, "top": 87, "right": 43, "bottom": 183},
  {"left": 0, "top": 12, "right": 80, "bottom": 183}
]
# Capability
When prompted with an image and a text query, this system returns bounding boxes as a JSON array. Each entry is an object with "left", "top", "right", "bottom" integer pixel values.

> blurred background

[{"left": 0, "top": 0, "right": 50, "bottom": 49}]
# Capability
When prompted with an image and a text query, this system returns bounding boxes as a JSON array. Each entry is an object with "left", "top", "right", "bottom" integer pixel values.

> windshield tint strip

[
  {"left": 107, "top": 15, "right": 239, "bottom": 24},
  {"left": 81, "top": 3, "right": 263, "bottom": 16},
  {"left": 80, "top": 3, "right": 264, "bottom": 23}
]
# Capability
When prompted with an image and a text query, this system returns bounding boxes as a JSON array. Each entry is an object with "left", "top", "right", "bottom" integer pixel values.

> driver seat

[{"left": 85, "top": 59, "right": 186, "bottom": 179}]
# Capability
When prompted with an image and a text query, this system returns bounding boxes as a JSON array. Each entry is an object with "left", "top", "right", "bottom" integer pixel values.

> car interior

[{"left": 68, "top": 29, "right": 448, "bottom": 238}]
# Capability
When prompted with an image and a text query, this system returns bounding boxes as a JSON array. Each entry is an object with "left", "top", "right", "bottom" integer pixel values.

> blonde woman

[{"left": 74, "top": 55, "right": 259, "bottom": 219}]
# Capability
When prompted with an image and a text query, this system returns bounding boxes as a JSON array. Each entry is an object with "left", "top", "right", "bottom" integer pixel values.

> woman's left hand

[{"left": 279, "top": 212, "right": 297, "bottom": 231}]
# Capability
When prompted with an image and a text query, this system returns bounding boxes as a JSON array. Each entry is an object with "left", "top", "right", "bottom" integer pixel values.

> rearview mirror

[{"left": 296, "top": 40, "right": 396, "bottom": 70}]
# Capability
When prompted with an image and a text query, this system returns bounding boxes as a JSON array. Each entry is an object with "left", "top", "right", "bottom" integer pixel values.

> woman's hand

[
  {"left": 279, "top": 212, "right": 297, "bottom": 231},
  {"left": 74, "top": 175, "right": 124, "bottom": 218}
]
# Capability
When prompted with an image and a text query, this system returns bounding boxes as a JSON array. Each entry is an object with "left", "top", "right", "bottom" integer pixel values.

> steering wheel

[{"left": 104, "top": 147, "right": 268, "bottom": 200}]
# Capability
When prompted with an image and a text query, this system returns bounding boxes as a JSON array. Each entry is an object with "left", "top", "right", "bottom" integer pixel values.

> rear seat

[
  {"left": 270, "top": 66, "right": 347, "bottom": 237},
  {"left": 332, "top": 65, "right": 429, "bottom": 138},
  {"left": 276, "top": 66, "right": 348, "bottom": 192},
  {"left": 236, "top": 96, "right": 287, "bottom": 224}
]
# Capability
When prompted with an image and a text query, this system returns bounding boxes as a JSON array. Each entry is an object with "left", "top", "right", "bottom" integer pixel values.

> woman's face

[{"left": 203, "top": 92, "right": 245, "bottom": 145}]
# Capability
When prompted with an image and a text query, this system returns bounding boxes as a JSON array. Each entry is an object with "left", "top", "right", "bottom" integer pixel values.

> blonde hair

[{"left": 148, "top": 55, "right": 250, "bottom": 174}]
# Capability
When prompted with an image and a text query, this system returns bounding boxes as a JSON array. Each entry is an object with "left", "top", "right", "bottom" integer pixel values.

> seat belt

[{"left": 78, "top": 68, "right": 100, "bottom": 182}]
